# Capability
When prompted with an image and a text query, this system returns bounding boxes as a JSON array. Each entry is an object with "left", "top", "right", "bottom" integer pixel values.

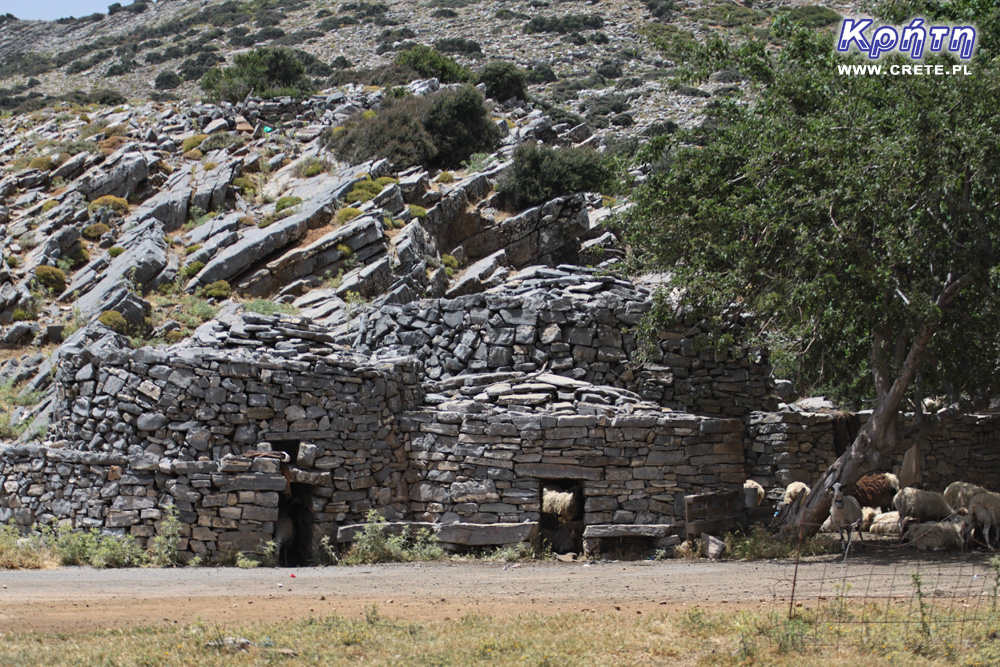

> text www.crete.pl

[{"left": 838, "top": 63, "right": 973, "bottom": 75}]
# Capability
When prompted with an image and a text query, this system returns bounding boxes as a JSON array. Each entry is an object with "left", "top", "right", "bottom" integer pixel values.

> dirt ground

[{"left": 1, "top": 550, "right": 994, "bottom": 634}]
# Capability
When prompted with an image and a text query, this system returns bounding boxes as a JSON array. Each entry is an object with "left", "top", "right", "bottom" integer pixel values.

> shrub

[
  {"left": 275, "top": 195, "right": 302, "bottom": 212},
  {"left": 441, "top": 254, "right": 459, "bottom": 270},
  {"left": 64, "top": 244, "right": 90, "bottom": 270},
  {"left": 394, "top": 45, "right": 470, "bottom": 83},
  {"left": 182, "top": 261, "right": 205, "bottom": 278},
  {"left": 293, "top": 157, "right": 328, "bottom": 178},
  {"left": 432, "top": 8, "right": 457, "bottom": 18},
  {"left": 780, "top": 5, "right": 842, "bottom": 28},
  {"left": 154, "top": 71, "right": 183, "bottom": 90},
  {"left": 689, "top": 3, "right": 763, "bottom": 27},
  {"left": 98, "top": 310, "right": 129, "bottom": 333},
  {"left": 327, "top": 86, "right": 497, "bottom": 169},
  {"left": 409, "top": 204, "right": 427, "bottom": 219},
  {"left": 244, "top": 299, "right": 299, "bottom": 316},
  {"left": 98, "top": 135, "right": 129, "bottom": 155},
  {"left": 341, "top": 510, "right": 445, "bottom": 565},
  {"left": 498, "top": 143, "right": 611, "bottom": 208},
  {"left": 28, "top": 156, "right": 54, "bottom": 171},
  {"left": 595, "top": 59, "right": 623, "bottom": 79},
  {"left": 233, "top": 176, "right": 258, "bottom": 196},
  {"left": 200, "top": 47, "right": 313, "bottom": 102},
  {"left": 185, "top": 244, "right": 202, "bottom": 255},
  {"left": 646, "top": 0, "right": 675, "bottom": 20},
  {"left": 527, "top": 63, "right": 558, "bottom": 84},
  {"left": 82, "top": 222, "right": 112, "bottom": 240},
  {"left": 149, "top": 506, "right": 182, "bottom": 567},
  {"left": 108, "top": 246, "right": 125, "bottom": 258},
  {"left": 181, "top": 134, "right": 209, "bottom": 152},
  {"left": 199, "top": 280, "right": 231, "bottom": 299},
  {"left": 478, "top": 60, "right": 527, "bottom": 101},
  {"left": 434, "top": 37, "right": 481, "bottom": 54},
  {"left": 436, "top": 171, "right": 454, "bottom": 183},
  {"left": 336, "top": 207, "right": 364, "bottom": 224},
  {"left": 35, "top": 265, "right": 66, "bottom": 293},
  {"left": 183, "top": 149, "right": 204, "bottom": 161},
  {"left": 523, "top": 14, "right": 604, "bottom": 34},
  {"left": 41, "top": 200, "right": 58, "bottom": 212}
]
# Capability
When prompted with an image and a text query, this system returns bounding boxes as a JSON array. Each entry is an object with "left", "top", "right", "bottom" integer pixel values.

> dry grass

[{"left": 2, "top": 600, "right": 1000, "bottom": 666}]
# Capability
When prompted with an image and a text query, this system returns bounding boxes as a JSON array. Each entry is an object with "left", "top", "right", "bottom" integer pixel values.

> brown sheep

[{"left": 852, "top": 473, "right": 900, "bottom": 512}]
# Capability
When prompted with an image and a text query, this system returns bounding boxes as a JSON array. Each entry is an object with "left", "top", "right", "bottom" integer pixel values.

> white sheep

[
  {"left": 960, "top": 491, "right": 1000, "bottom": 549},
  {"left": 783, "top": 481, "right": 810, "bottom": 506},
  {"left": 860, "top": 507, "right": 878, "bottom": 532},
  {"left": 830, "top": 482, "right": 863, "bottom": 558},
  {"left": 542, "top": 488, "right": 578, "bottom": 520},
  {"left": 903, "top": 521, "right": 964, "bottom": 551},
  {"left": 944, "top": 481, "right": 989, "bottom": 511},
  {"left": 869, "top": 511, "right": 901, "bottom": 535},
  {"left": 893, "top": 488, "right": 954, "bottom": 535},
  {"left": 744, "top": 480, "right": 765, "bottom": 508}
]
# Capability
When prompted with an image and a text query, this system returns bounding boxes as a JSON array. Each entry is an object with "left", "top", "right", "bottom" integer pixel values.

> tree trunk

[{"left": 772, "top": 273, "right": 973, "bottom": 537}]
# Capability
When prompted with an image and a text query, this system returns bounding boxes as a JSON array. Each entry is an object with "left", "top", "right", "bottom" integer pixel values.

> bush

[
  {"left": 437, "top": 171, "right": 454, "bottom": 183},
  {"left": 88, "top": 196, "right": 129, "bottom": 219},
  {"left": 108, "top": 246, "right": 125, "bottom": 258},
  {"left": 154, "top": 71, "right": 183, "bottom": 90},
  {"left": 98, "top": 310, "right": 129, "bottom": 333},
  {"left": 326, "top": 85, "right": 499, "bottom": 169},
  {"left": 498, "top": 143, "right": 611, "bottom": 208},
  {"left": 181, "top": 134, "right": 209, "bottom": 152},
  {"left": 409, "top": 204, "right": 427, "bottom": 219},
  {"left": 523, "top": 14, "right": 604, "bottom": 34},
  {"left": 244, "top": 299, "right": 299, "bottom": 316},
  {"left": 182, "top": 261, "right": 205, "bottom": 279},
  {"left": 200, "top": 47, "right": 313, "bottom": 102},
  {"left": 780, "top": 5, "right": 842, "bottom": 28},
  {"left": 340, "top": 510, "right": 445, "bottom": 565},
  {"left": 526, "top": 63, "right": 558, "bottom": 84},
  {"left": 275, "top": 195, "right": 302, "bottom": 212},
  {"left": 479, "top": 61, "right": 527, "bottom": 101},
  {"left": 28, "top": 156, "right": 54, "bottom": 171},
  {"left": 393, "top": 45, "right": 470, "bottom": 83},
  {"left": 336, "top": 207, "right": 364, "bottom": 224},
  {"left": 293, "top": 157, "right": 328, "bottom": 178},
  {"left": 35, "top": 265, "right": 66, "bottom": 293},
  {"left": 199, "top": 280, "right": 231, "bottom": 299},
  {"left": 98, "top": 135, "right": 129, "bottom": 155},
  {"left": 646, "top": 0, "right": 675, "bottom": 20},
  {"left": 83, "top": 222, "right": 112, "bottom": 241},
  {"left": 434, "top": 37, "right": 481, "bottom": 54}
]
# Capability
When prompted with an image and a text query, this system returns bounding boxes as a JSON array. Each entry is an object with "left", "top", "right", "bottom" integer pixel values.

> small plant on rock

[
  {"left": 87, "top": 196, "right": 129, "bottom": 218},
  {"left": 275, "top": 195, "right": 302, "bottom": 213},
  {"left": 199, "top": 280, "right": 231, "bottom": 299},
  {"left": 98, "top": 310, "right": 130, "bottom": 334},
  {"left": 35, "top": 265, "right": 66, "bottom": 293},
  {"left": 82, "top": 222, "right": 111, "bottom": 240}
]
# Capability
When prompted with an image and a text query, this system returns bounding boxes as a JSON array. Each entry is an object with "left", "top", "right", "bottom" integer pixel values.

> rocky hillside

[{"left": 0, "top": 0, "right": 853, "bottom": 441}]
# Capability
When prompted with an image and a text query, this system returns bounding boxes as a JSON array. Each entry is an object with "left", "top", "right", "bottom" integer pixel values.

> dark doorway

[
  {"left": 539, "top": 479, "right": 584, "bottom": 554},
  {"left": 277, "top": 483, "right": 313, "bottom": 566}
]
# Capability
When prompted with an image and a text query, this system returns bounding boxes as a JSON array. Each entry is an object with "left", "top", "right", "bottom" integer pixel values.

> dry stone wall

[{"left": 745, "top": 410, "right": 1000, "bottom": 496}]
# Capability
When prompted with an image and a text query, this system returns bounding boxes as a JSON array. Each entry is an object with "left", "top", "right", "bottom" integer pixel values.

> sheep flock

[{"left": 760, "top": 473, "right": 1000, "bottom": 553}]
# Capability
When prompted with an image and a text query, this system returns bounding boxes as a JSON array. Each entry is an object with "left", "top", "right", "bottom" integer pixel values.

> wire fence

[{"left": 756, "top": 541, "right": 1000, "bottom": 659}]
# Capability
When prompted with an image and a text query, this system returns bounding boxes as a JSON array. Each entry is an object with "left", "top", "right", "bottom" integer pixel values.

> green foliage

[
  {"left": 87, "top": 195, "right": 129, "bottom": 217},
  {"left": 436, "top": 171, "right": 454, "bottom": 184},
  {"left": 393, "top": 45, "right": 471, "bottom": 83},
  {"left": 776, "top": 5, "right": 841, "bottom": 28},
  {"left": 108, "top": 246, "right": 126, "bottom": 258},
  {"left": 46, "top": 525, "right": 148, "bottom": 568},
  {"left": 498, "top": 143, "right": 611, "bottom": 208},
  {"left": 181, "top": 134, "right": 209, "bottom": 152},
  {"left": 408, "top": 204, "right": 427, "bottom": 219},
  {"left": 434, "top": 37, "right": 481, "bottom": 54},
  {"left": 28, "top": 156, "right": 54, "bottom": 171},
  {"left": 523, "top": 14, "right": 604, "bottom": 34},
  {"left": 646, "top": 0, "right": 675, "bottom": 20},
  {"left": 336, "top": 207, "right": 364, "bottom": 224},
  {"left": 35, "top": 265, "right": 66, "bottom": 293},
  {"left": 200, "top": 133, "right": 245, "bottom": 152},
  {"left": 98, "top": 310, "right": 130, "bottom": 333},
  {"left": 621, "top": 25, "right": 1000, "bottom": 408},
  {"left": 341, "top": 510, "right": 445, "bottom": 565},
  {"left": 82, "top": 222, "right": 112, "bottom": 241},
  {"left": 199, "top": 280, "right": 231, "bottom": 299},
  {"left": 688, "top": 1, "right": 763, "bottom": 27},
  {"left": 200, "top": 47, "right": 313, "bottom": 102},
  {"left": 243, "top": 299, "right": 299, "bottom": 316},
  {"left": 326, "top": 85, "right": 499, "bottom": 169},
  {"left": 275, "top": 195, "right": 302, "bottom": 212},
  {"left": 233, "top": 176, "right": 258, "bottom": 196},
  {"left": 724, "top": 526, "right": 833, "bottom": 560},
  {"left": 0, "top": 524, "right": 55, "bottom": 569},
  {"left": 149, "top": 506, "right": 182, "bottom": 567},
  {"left": 182, "top": 261, "right": 205, "bottom": 279},
  {"left": 478, "top": 61, "right": 527, "bottom": 101},
  {"left": 293, "top": 157, "right": 329, "bottom": 178},
  {"left": 184, "top": 244, "right": 202, "bottom": 256}
]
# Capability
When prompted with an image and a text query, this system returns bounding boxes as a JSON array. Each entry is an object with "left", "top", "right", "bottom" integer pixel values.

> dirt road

[{"left": 1, "top": 551, "right": 993, "bottom": 634}]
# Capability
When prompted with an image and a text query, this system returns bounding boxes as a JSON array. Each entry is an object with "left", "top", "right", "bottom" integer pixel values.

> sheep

[
  {"left": 860, "top": 507, "right": 879, "bottom": 532},
  {"left": 542, "top": 488, "right": 579, "bottom": 519},
  {"left": 852, "top": 473, "right": 900, "bottom": 512},
  {"left": 944, "top": 481, "right": 989, "bottom": 511},
  {"left": 959, "top": 491, "right": 1000, "bottom": 549},
  {"left": 893, "top": 488, "right": 954, "bottom": 535},
  {"left": 869, "top": 511, "right": 901, "bottom": 535},
  {"left": 783, "top": 481, "right": 810, "bottom": 506},
  {"left": 830, "top": 482, "right": 864, "bottom": 559},
  {"left": 903, "top": 521, "right": 964, "bottom": 551},
  {"left": 744, "top": 480, "right": 765, "bottom": 508}
]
